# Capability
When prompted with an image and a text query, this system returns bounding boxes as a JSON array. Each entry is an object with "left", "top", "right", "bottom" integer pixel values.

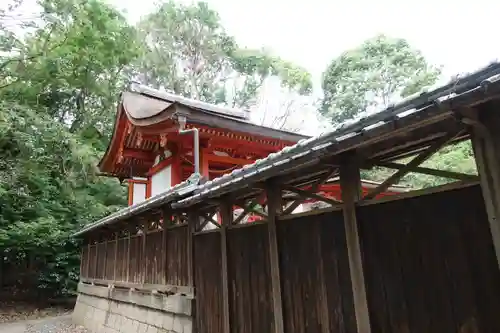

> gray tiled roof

[
  {"left": 73, "top": 174, "right": 201, "bottom": 236},
  {"left": 172, "top": 61, "right": 500, "bottom": 208},
  {"left": 74, "top": 61, "right": 500, "bottom": 237}
]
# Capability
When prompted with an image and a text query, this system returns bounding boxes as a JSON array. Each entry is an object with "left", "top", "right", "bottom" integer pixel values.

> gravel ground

[
  {"left": 0, "top": 315, "right": 89, "bottom": 333},
  {"left": 25, "top": 315, "right": 89, "bottom": 333}
]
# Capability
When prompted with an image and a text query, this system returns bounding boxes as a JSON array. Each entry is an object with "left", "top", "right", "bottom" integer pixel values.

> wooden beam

[
  {"left": 80, "top": 278, "right": 193, "bottom": 295},
  {"left": 282, "top": 168, "right": 339, "bottom": 214},
  {"left": 220, "top": 199, "right": 232, "bottom": 333},
  {"left": 235, "top": 200, "right": 268, "bottom": 219},
  {"left": 234, "top": 199, "right": 257, "bottom": 224},
  {"left": 371, "top": 161, "right": 479, "bottom": 181},
  {"left": 339, "top": 153, "right": 372, "bottom": 333},
  {"left": 199, "top": 213, "right": 220, "bottom": 228},
  {"left": 206, "top": 153, "right": 255, "bottom": 166},
  {"left": 470, "top": 107, "right": 500, "bottom": 269},
  {"left": 363, "top": 133, "right": 458, "bottom": 200},
  {"left": 122, "top": 148, "right": 155, "bottom": 161},
  {"left": 266, "top": 180, "right": 285, "bottom": 333},
  {"left": 283, "top": 185, "right": 342, "bottom": 206}
]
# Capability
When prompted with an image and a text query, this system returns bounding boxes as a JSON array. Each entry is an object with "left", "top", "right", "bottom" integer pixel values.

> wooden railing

[{"left": 80, "top": 224, "right": 189, "bottom": 289}]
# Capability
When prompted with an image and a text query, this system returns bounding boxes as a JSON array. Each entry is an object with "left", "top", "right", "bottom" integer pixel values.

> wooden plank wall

[
  {"left": 194, "top": 232, "right": 223, "bottom": 333},
  {"left": 227, "top": 224, "right": 273, "bottom": 333},
  {"left": 278, "top": 213, "right": 357, "bottom": 333},
  {"left": 358, "top": 184, "right": 500, "bottom": 333},
  {"left": 193, "top": 213, "right": 357, "bottom": 333},
  {"left": 81, "top": 225, "right": 189, "bottom": 287}
]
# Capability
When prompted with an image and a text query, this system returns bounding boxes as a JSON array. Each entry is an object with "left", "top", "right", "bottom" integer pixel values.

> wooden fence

[
  {"left": 79, "top": 184, "right": 500, "bottom": 333},
  {"left": 194, "top": 211, "right": 357, "bottom": 333},
  {"left": 80, "top": 224, "right": 189, "bottom": 289},
  {"left": 358, "top": 184, "right": 500, "bottom": 333},
  {"left": 193, "top": 184, "right": 500, "bottom": 333}
]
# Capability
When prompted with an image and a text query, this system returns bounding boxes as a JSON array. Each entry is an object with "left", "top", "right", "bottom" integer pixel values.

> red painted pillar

[
  {"left": 200, "top": 148, "right": 210, "bottom": 179},
  {"left": 171, "top": 154, "right": 182, "bottom": 186}
]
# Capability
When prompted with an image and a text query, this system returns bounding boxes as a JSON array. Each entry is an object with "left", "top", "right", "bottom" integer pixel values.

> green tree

[
  {"left": 0, "top": 0, "right": 134, "bottom": 297},
  {"left": 1, "top": 0, "right": 141, "bottom": 134},
  {"left": 320, "top": 34, "right": 441, "bottom": 123},
  {"left": 320, "top": 34, "right": 476, "bottom": 188},
  {"left": 131, "top": 1, "right": 312, "bottom": 109}
]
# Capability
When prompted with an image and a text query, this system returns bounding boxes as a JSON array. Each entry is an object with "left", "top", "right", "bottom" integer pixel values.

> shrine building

[{"left": 99, "top": 82, "right": 405, "bottom": 211}]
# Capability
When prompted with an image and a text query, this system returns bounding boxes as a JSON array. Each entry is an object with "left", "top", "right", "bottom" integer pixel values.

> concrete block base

[{"left": 73, "top": 283, "right": 192, "bottom": 333}]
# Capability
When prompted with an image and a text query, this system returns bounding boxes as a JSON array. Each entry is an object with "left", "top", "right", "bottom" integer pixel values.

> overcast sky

[
  {"left": 108, "top": 0, "right": 500, "bottom": 83},
  {"left": 6, "top": 0, "right": 500, "bottom": 133}
]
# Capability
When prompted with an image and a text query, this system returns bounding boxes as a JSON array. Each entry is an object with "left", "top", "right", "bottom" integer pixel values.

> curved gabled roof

[{"left": 98, "top": 83, "right": 309, "bottom": 175}]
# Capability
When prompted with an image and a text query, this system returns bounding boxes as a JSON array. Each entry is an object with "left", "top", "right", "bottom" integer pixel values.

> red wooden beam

[
  {"left": 122, "top": 148, "right": 155, "bottom": 161},
  {"left": 206, "top": 154, "right": 255, "bottom": 166}
]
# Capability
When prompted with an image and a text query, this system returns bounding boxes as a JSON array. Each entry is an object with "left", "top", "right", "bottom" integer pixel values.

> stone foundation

[{"left": 73, "top": 282, "right": 193, "bottom": 333}]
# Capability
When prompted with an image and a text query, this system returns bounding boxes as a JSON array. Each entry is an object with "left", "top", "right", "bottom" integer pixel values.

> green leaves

[
  {"left": 0, "top": 0, "right": 314, "bottom": 298},
  {"left": 132, "top": 1, "right": 312, "bottom": 109},
  {"left": 321, "top": 35, "right": 476, "bottom": 188},
  {"left": 321, "top": 34, "right": 441, "bottom": 123}
]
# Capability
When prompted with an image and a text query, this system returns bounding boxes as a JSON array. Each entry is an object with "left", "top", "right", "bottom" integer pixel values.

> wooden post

[
  {"left": 162, "top": 210, "right": 170, "bottom": 285},
  {"left": 187, "top": 214, "right": 198, "bottom": 287},
  {"left": 103, "top": 240, "right": 108, "bottom": 280},
  {"left": 339, "top": 153, "right": 372, "bottom": 333},
  {"left": 470, "top": 108, "right": 500, "bottom": 268},
  {"left": 220, "top": 200, "right": 233, "bottom": 333},
  {"left": 200, "top": 148, "right": 210, "bottom": 179},
  {"left": 113, "top": 234, "right": 118, "bottom": 281},
  {"left": 142, "top": 228, "right": 147, "bottom": 284},
  {"left": 126, "top": 235, "right": 131, "bottom": 282},
  {"left": 86, "top": 242, "right": 90, "bottom": 279},
  {"left": 93, "top": 242, "right": 98, "bottom": 280},
  {"left": 266, "top": 180, "right": 285, "bottom": 333}
]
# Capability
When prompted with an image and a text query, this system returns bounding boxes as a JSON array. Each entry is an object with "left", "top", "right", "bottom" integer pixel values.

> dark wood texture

[
  {"left": 227, "top": 224, "right": 273, "bottom": 333},
  {"left": 358, "top": 185, "right": 500, "bottom": 333},
  {"left": 194, "top": 231, "right": 222, "bottom": 333},
  {"left": 79, "top": 184, "right": 500, "bottom": 333},
  {"left": 166, "top": 225, "right": 189, "bottom": 286},
  {"left": 80, "top": 225, "right": 189, "bottom": 287},
  {"left": 278, "top": 212, "right": 357, "bottom": 333}
]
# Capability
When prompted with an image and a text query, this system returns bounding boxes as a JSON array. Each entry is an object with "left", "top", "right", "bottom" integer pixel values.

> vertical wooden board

[
  {"left": 320, "top": 211, "right": 358, "bottom": 333},
  {"left": 88, "top": 245, "right": 96, "bottom": 278},
  {"left": 144, "top": 232, "right": 162, "bottom": 284},
  {"left": 81, "top": 246, "right": 88, "bottom": 279},
  {"left": 154, "top": 231, "right": 164, "bottom": 284},
  {"left": 437, "top": 193, "right": 479, "bottom": 333},
  {"left": 116, "top": 238, "right": 126, "bottom": 282},
  {"left": 392, "top": 203, "right": 430, "bottom": 333},
  {"left": 97, "top": 243, "right": 106, "bottom": 280},
  {"left": 129, "top": 236, "right": 141, "bottom": 283},
  {"left": 277, "top": 214, "right": 329, "bottom": 333},
  {"left": 105, "top": 241, "right": 116, "bottom": 280},
  {"left": 357, "top": 184, "right": 500, "bottom": 333},
  {"left": 194, "top": 232, "right": 222, "bottom": 333},
  {"left": 459, "top": 186, "right": 500, "bottom": 332},
  {"left": 356, "top": 207, "right": 391, "bottom": 333},
  {"left": 227, "top": 224, "right": 273, "bottom": 333},
  {"left": 166, "top": 225, "right": 189, "bottom": 286}
]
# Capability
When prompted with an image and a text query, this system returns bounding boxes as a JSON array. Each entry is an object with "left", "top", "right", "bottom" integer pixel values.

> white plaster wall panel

[
  {"left": 151, "top": 165, "right": 172, "bottom": 197},
  {"left": 132, "top": 183, "right": 146, "bottom": 205}
]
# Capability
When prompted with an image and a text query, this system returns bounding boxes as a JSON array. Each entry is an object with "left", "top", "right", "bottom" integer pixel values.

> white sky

[
  {"left": 109, "top": 0, "right": 500, "bottom": 83},
  {"left": 6, "top": 0, "right": 500, "bottom": 134}
]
